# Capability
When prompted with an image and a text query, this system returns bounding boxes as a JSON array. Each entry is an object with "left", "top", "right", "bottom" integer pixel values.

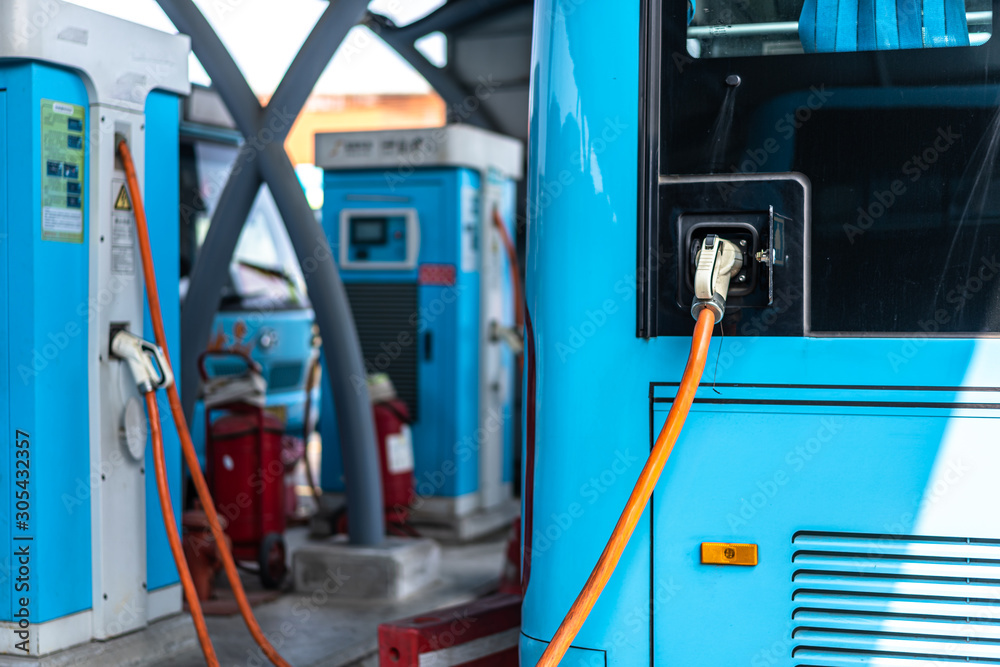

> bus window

[
  {"left": 642, "top": 0, "right": 1000, "bottom": 336},
  {"left": 687, "top": 0, "right": 991, "bottom": 58}
]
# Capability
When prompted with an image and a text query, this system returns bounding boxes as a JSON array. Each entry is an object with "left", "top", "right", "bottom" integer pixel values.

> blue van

[{"left": 179, "top": 85, "right": 320, "bottom": 467}]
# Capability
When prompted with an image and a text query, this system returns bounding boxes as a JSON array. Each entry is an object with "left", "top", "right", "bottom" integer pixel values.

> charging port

[
  {"left": 647, "top": 176, "right": 801, "bottom": 338},
  {"left": 675, "top": 213, "right": 773, "bottom": 312},
  {"left": 686, "top": 225, "right": 756, "bottom": 297}
]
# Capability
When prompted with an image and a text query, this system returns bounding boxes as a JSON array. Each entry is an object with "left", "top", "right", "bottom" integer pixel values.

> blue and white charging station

[
  {"left": 315, "top": 125, "right": 522, "bottom": 537},
  {"left": 522, "top": 1, "right": 1000, "bottom": 665},
  {"left": 0, "top": 1, "right": 188, "bottom": 656}
]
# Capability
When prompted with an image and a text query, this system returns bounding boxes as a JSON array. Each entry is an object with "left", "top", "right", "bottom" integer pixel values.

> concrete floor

[{"left": 148, "top": 527, "right": 508, "bottom": 667}]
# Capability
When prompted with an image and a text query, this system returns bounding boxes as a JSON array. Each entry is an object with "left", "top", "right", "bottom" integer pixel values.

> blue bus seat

[{"left": 800, "top": 0, "right": 970, "bottom": 52}]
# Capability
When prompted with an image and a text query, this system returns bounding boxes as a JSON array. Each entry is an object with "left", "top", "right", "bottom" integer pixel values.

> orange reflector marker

[{"left": 701, "top": 542, "right": 758, "bottom": 566}]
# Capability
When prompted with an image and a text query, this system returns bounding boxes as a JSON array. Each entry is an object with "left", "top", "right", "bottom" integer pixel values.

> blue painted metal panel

[
  {"left": 1, "top": 64, "right": 92, "bottom": 623},
  {"left": 143, "top": 89, "right": 182, "bottom": 593}
]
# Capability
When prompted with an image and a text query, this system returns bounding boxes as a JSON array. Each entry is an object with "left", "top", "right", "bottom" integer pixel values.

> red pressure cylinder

[
  {"left": 209, "top": 409, "right": 286, "bottom": 553},
  {"left": 373, "top": 399, "right": 416, "bottom": 519}
]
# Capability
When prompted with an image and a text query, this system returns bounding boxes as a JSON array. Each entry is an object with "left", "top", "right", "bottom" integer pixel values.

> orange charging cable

[
  {"left": 492, "top": 207, "right": 524, "bottom": 334},
  {"left": 537, "top": 308, "right": 716, "bottom": 666},
  {"left": 119, "top": 140, "right": 292, "bottom": 667},
  {"left": 145, "top": 392, "right": 219, "bottom": 666}
]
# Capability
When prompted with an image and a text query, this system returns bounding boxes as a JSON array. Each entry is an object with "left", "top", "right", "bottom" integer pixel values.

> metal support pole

[
  {"left": 178, "top": 151, "right": 262, "bottom": 417},
  {"left": 158, "top": 0, "right": 384, "bottom": 545},
  {"left": 366, "top": 12, "right": 498, "bottom": 130}
]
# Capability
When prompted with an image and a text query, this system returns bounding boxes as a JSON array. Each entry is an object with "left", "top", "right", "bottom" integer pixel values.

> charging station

[
  {"left": 522, "top": 1, "right": 1000, "bottom": 665},
  {"left": 0, "top": 1, "right": 189, "bottom": 656},
  {"left": 315, "top": 125, "right": 522, "bottom": 539}
]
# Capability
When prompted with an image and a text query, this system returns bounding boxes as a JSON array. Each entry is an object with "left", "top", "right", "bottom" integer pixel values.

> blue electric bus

[{"left": 522, "top": 1, "right": 1000, "bottom": 665}]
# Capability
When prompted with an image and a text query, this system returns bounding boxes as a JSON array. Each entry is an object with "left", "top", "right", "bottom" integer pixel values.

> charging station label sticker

[
  {"left": 386, "top": 426, "right": 415, "bottom": 474},
  {"left": 111, "top": 178, "right": 136, "bottom": 275},
  {"left": 40, "top": 99, "right": 85, "bottom": 243}
]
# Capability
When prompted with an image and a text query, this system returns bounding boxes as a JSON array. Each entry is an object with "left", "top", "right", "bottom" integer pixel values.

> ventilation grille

[
  {"left": 345, "top": 282, "right": 419, "bottom": 418},
  {"left": 266, "top": 362, "right": 304, "bottom": 392},
  {"left": 792, "top": 531, "right": 1000, "bottom": 666},
  {"left": 206, "top": 360, "right": 248, "bottom": 378}
]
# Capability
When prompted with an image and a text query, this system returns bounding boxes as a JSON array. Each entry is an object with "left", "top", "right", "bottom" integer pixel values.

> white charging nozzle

[
  {"left": 111, "top": 329, "right": 174, "bottom": 394},
  {"left": 490, "top": 320, "right": 524, "bottom": 355},
  {"left": 691, "top": 235, "right": 744, "bottom": 322}
]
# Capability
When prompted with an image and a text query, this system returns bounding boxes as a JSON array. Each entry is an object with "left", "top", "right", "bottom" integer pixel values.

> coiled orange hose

[
  {"left": 119, "top": 140, "right": 292, "bottom": 667},
  {"left": 537, "top": 308, "right": 716, "bottom": 666}
]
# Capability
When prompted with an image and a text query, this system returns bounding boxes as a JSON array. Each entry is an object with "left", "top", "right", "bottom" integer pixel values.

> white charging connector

[
  {"left": 111, "top": 329, "right": 174, "bottom": 394},
  {"left": 490, "top": 320, "right": 524, "bottom": 355},
  {"left": 691, "top": 235, "right": 744, "bottom": 322}
]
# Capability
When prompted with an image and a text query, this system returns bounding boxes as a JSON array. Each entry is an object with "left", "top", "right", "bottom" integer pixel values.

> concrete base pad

[
  {"left": 0, "top": 615, "right": 195, "bottom": 667},
  {"left": 411, "top": 498, "right": 520, "bottom": 543},
  {"left": 293, "top": 537, "right": 440, "bottom": 601}
]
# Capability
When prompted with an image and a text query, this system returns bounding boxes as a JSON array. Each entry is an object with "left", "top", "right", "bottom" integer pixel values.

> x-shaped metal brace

[{"left": 157, "top": 0, "right": 385, "bottom": 545}]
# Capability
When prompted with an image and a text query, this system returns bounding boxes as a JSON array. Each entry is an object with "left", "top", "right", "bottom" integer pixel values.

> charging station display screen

[{"left": 350, "top": 217, "right": 388, "bottom": 245}]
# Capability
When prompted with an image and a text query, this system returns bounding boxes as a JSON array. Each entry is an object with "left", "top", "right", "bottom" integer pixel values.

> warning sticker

[
  {"left": 40, "top": 99, "right": 86, "bottom": 243},
  {"left": 114, "top": 184, "right": 132, "bottom": 211},
  {"left": 111, "top": 178, "right": 136, "bottom": 276}
]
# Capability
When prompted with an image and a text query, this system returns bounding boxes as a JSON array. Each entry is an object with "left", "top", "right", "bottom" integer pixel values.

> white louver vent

[{"left": 792, "top": 531, "right": 1000, "bottom": 666}]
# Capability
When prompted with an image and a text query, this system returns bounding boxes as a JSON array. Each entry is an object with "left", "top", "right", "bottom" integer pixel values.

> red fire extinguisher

[
  {"left": 334, "top": 373, "right": 417, "bottom": 536},
  {"left": 369, "top": 373, "right": 417, "bottom": 534}
]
